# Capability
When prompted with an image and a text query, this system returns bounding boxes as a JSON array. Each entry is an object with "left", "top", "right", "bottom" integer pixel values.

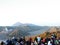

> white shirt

[{"left": 48, "top": 41, "right": 52, "bottom": 45}]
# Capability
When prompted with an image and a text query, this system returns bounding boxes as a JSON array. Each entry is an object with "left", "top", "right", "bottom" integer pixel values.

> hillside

[
  {"left": 8, "top": 29, "right": 30, "bottom": 38},
  {"left": 26, "top": 27, "right": 60, "bottom": 41},
  {"left": 0, "top": 23, "right": 49, "bottom": 40},
  {"left": 2, "top": 23, "right": 60, "bottom": 40},
  {"left": 47, "top": 27, "right": 60, "bottom": 32},
  {"left": 8, "top": 25, "right": 49, "bottom": 38}
]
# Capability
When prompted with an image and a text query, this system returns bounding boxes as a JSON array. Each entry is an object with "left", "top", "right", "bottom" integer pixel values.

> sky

[{"left": 0, "top": 0, "right": 60, "bottom": 26}]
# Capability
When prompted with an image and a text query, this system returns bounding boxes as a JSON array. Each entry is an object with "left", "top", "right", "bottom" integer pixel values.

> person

[
  {"left": 6, "top": 39, "right": 14, "bottom": 45},
  {"left": 42, "top": 38, "right": 46, "bottom": 44},
  {"left": 20, "top": 41, "right": 24, "bottom": 45},
  {"left": 0, "top": 41, "right": 5, "bottom": 45},
  {"left": 11, "top": 37, "right": 17, "bottom": 45},
  {"left": 45, "top": 37, "right": 50, "bottom": 45},
  {"left": 58, "top": 37, "right": 60, "bottom": 44},
  {"left": 26, "top": 37, "right": 33, "bottom": 45},
  {"left": 15, "top": 40, "right": 20, "bottom": 45},
  {"left": 19, "top": 37, "right": 25, "bottom": 45},
  {"left": 48, "top": 41, "right": 52, "bottom": 45},
  {"left": 31, "top": 42, "right": 34, "bottom": 45},
  {"left": 37, "top": 36, "right": 41, "bottom": 43},
  {"left": 41, "top": 42, "right": 44, "bottom": 45},
  {"left": 34, "top": 37, "right": 38, "bottom": 42},
  {"left": 54, "top": 39, "right": 59, "bottom": 45},
  {"left": 34, "top": 41, "right": 38, "bottom": 45}
]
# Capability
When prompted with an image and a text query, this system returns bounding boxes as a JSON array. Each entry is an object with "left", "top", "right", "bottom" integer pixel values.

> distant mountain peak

[
  {"left": 13, "top": 22, "right": 39, "bottom": 26},
  {"left": 13, "top": 22, "right": 23, "bottom": 26}
]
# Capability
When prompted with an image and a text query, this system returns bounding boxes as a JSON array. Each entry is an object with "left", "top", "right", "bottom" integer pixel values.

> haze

[{"left": 0, "top": 0, "right": 60, "bottom": 26}]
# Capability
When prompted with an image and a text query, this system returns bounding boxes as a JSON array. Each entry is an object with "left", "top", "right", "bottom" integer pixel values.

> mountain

[
  {"left": 9, "top": 29, "right": 30, "bottom": 38},
  {"left": 12, "top": 22, "right": 49, "bottom": 31},
  {"left": 27, "top": 27, "right": 60, "bottom": 40},
  {"left": 1, "top": 26, "right": 60, "bottom": 40},
  {"left": 47, "top": 27, "right": 60, "bottom": 33},
  {"left": 8, "top": 25, "right": 49, "bottom": 37},
  {"left": 0, "top": 23, "right": 50, "bottom": 40},
  {"left": 13, "top": 22, "right": 23, "bottom": 26},
  {"left": 13, "top": 22, "right": 40, "bottom": 26}
]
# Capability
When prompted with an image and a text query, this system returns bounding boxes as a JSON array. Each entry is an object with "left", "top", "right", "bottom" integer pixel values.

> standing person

[
  {"left": 31, "top": 42, "right": 34, "bottom": 45},
  {"left": 0, "top": 41, "right": 5, "bottom": 45},
  {"left": 42, "top": 38, "right": 46, "bottom": 44},
  {"left": 20, "top": 41, "right": 24, "bottom": 45},
  {"left": 26, "top": 38, "right": 32, "bottom": 45},
  {"left": 45, "top": 37, "right": 50, "bottom": 45},
  {"left": 58, "top": 37, "right": 60, "bottom": 45},
  {"left": 11, "top": 37, "right": 17, "bottom": 45},
  {"left": 34, "top": 41, "right": 38, "bottom": 45},
  {"left": 37, "top": 36, "right": 41, "bottom": 43},
  {"left": 48, "top": 41, "right": 52, "bottom": 45},
  {"left": 15, "top": 41, "right": 20, "bottom": 45},
  {"left": 41, "top": 42, "right": 44, "bottom": 45},
  {"left": 6, "top": 39, "right": 13, "bottom": 45},
  {"left": 54, "top": 39, "right": 59, "bottom": 45},
  {"left": 15, "top": 39, "right": 20, "bottom": 45},
  {"left": 34, "top": 37, "right": 38, "bottom": 43},
  {"left": 19, "top": 37, "right": 25, "bottom": 45}
]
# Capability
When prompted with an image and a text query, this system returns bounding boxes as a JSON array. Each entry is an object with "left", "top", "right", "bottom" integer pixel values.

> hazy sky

[{"left": 0, "top": 0, "right": 60, "bottom": 26}]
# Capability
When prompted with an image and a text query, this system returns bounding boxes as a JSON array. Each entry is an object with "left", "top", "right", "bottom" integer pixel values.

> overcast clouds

[{"left": 0, "top": 0, "right": 60, "bottom": 26}]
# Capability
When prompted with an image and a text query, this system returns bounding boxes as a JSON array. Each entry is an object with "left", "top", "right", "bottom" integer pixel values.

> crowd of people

[{"left": 0, "top": 34, "right": 60, "bottom": 45}]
